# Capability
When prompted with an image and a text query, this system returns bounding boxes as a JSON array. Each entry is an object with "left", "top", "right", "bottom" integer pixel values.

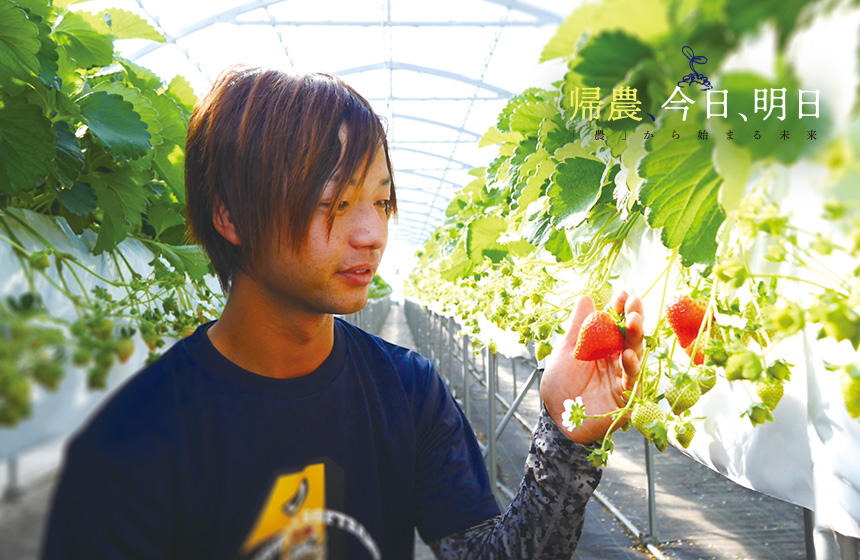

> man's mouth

[{"left": 338, "top": 265, "right": 376, "bottom": 286}]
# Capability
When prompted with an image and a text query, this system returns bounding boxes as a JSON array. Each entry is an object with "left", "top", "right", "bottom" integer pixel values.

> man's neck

[{"left": 206, "top": 277, "right": 335, "bottom": 380}]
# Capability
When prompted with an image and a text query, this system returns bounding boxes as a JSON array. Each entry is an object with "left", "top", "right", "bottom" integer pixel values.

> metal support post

[
  {"left": 805, "top": 509, "right": 816, "bottom": 560},
  {"left": 483, "top": 367, "right": 540, "bottom": 459},
  {"left": 429, "top": 312, "right": 436, "bottom": 366},
  {"left": 487, "top": 348, "right": 500, "bottom": 507},
  {"left": 809, "top": 506, "right": 860, "bottom": 560},
  {"left": 511, "top": 357, "right": 517, "bottom": 403},
  {"left": 422, "top": 308, "right": 429, "bottom": 357},
  {"left": 462, "top": 334, "right": 471, "bottom": 421},
  {"left": 482, "top": 347, "right": 487, "bottom": 385},
  {"left": 437, "top": 315, "right": 444, "bottom": 373},
  {"left": 3, "top": 456, "right": 21, "bottom": 502},
  {"left": 447, "top": 316, "right": 454, "bottom": 391},
  {"left": 644, "top": 436, "right": 658, "bottom": 545}
]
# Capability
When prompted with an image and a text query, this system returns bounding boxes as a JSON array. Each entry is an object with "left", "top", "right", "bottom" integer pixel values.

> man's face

[{"left": 253, "top": 146, "right": 392, "bottom": 316}]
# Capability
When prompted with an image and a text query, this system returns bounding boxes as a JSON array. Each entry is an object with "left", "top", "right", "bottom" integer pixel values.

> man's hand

[{"left": 540, "top": 291, "right": 644, "bottom": 445}]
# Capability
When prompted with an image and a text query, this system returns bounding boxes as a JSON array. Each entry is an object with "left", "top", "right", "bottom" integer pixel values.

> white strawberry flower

[{"left": 562, "top": 396, "right": 586, "bottom": 432}]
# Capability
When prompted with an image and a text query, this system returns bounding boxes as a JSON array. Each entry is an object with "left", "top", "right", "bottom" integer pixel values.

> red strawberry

[
  {"left": 684, "top": 342, "right": 704, "bottom": 365},
  {"left": 666, "top": 293, "right": 707, "bottom": 349},
  {"left": 573, "top": 310, "right": 624, "bottom": 361}
]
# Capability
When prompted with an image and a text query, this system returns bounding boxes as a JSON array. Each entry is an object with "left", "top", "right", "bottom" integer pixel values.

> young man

[{"left": 43, "top": 67, "right": 644, "bottom": 559}]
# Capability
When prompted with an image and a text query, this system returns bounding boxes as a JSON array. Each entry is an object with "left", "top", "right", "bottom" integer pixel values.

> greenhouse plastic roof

[{"left": 76, "top": 0, "right": 578, "bottom": 260}]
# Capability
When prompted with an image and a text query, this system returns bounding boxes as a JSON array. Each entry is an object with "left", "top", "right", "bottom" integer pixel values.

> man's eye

[
  {"left": 377, "top": 200, "right": 392, "bottom": 216},
  {"left": 337, "top": 200, "right": 350, "bottom": 211}
]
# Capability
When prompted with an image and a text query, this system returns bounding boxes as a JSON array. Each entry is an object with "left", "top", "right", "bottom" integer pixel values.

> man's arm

[
  {"left": 427, "top": 291, "right": 644, "bottom": 559},
  {"left": 427, "top": 407, "right": 601, "bottom": 559}
]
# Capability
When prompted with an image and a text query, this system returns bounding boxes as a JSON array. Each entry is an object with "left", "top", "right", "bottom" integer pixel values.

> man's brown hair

[{"left": 185, "top": 66, "right": 396, "bottom": 294}]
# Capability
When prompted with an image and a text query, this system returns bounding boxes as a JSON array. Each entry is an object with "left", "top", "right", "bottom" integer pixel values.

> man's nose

[{"left": 348, "top": 204, "right": 387, "bottom": 251}]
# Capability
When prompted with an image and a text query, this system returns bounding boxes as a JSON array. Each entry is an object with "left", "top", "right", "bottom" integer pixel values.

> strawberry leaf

[
  {"left": 547, "top": 157, "right": 608, "bottom": 230},
  {"left": 0, "top": 92, "right": 53, "bottom": 194},
  {"left": 573, "top": 30, "right": 653, "bottom": 92},
  {"left": 539, "top": 0, "right": 669, "bottom": 62},
  {"left": 79, "top": 91, "right": 151, "bottom": 160},
  {"left": 91, "top": 82, "right": 161, "bottom": 147},
  {"left": 56, "top": 181, "right": 97, "bottom": 216},
  {"left": 98, "top": 9, "right": 164, "bottom": 42},
  {"left": 165, "top": 75, "right": 198, "bottom": 116},
  {"left": 83, "top": 155, "right": 152, "bottom": 254},
  {"left": 637, "top": 115, "right": 725, "bottom": 266},
  {"left": 158, "top": 244, "right": 210, "bottom": 282},
  {"left": 0, "top": 1, "right": 40, "bottom": 83},
  {"left": 33, "top": 17, "right": 60, "bottom": 89},
  {"left": 145, "top": 199, "right": 185, "bottom": 239},
  {"left": 52, "top": 11, "right": 113, "bottom": 69},
  {"left": 466, "top": 215, "right": 508, "bottom": 265}
]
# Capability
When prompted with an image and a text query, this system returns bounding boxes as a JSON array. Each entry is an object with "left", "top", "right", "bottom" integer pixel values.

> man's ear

[{"left": 213, "top": 198, "right": 241, "bottom": 246}]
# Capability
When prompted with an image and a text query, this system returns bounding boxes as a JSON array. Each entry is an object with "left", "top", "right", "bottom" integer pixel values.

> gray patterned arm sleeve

[{"left": 427, "top": 406, "right": 602, "bottom": 559}]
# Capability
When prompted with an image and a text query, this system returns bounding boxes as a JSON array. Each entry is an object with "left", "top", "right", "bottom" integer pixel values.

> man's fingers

[
  {"left": 621, "top": 347, "right": 641, "bottom": 392},
  {"left": 610, "top": 290, "right": 629, "bottom": 315},
  {"left": 624, "top": 293, "right": 644, "bottom": 318},
  {"left": 624, "top": 310, "right": 644, "bottom": 358}
]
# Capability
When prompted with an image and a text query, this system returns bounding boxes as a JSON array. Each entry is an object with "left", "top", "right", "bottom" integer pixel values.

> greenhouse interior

[{"left": 1, "top": 0, "right": 860, "bottom": 558}]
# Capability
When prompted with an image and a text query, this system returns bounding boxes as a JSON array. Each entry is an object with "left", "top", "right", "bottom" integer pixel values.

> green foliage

[
  {"left": 638, "top": 116, "right": 725, "bottom": 265},
  {"left": 0, "top": 0, "right": 215, "bottom": 427},
  {"left": 0, "top": 92, "right": 54, "bottom": 193},
  {"left": 368, "top": 274, "right": 394, "bottom": 300},
  {"left": 407, "top": 0, "right": 860, "bottom": 458},
  {"left": 547, "top": 157, "right": 607, "bottom": 230}
]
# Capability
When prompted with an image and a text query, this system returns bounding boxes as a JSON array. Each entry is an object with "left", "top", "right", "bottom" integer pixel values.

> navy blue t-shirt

[{"left": 43, "top": 318, "right": 500, "bottom": 559}]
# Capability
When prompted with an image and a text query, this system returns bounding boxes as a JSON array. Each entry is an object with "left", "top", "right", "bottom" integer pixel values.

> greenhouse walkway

[{"left": 0, "top": 301, "right": 816, "bottom": 559}]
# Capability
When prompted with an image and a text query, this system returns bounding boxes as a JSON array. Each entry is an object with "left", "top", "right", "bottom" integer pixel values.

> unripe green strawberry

[
  {"left": 115, "top": 337, "right": 135, "bottom": 363},
  {"left": 591, "top": 282, "right": 613, "bottom": 309},
  {"left": 725, "top": 350, "right": 763, "bottom": 381},
  {"left": 536, "top": 341, "right": 552, "bottom": 362},
  {"left": 666, "top": 292, "right": 707, "bottom": 349},
  {"left": 94, "top": 318, "right": 113, "bottom": 342},
  {"left": 2, "top": 373, "right": 31, "bottom": 407},
  {"left": 33, "top": 361, "right": 63, "bottom": 391},
  {"left": 631, "top": 401, "right": 665, "bottom": 437},
  {"left": 665, "top": 377, "right": 701, "bottom": 415},
  {"left": 767, "top": 360, "right": 792, "bottom": 381},
  {"left": 764, "top": 302, "right": 804, "bottom": 339},
  {"left": 72, "top": 346, "right": 91, "bottom": 367},
  {"left": 573, "top": 310, "right": 624, "bottom": 361},
  {"left": 674, "top": 422, "right": 696, "bottom": 448},
  {"left": 141, "top": 330, "right": 162, "bottom": 351},
  {"left": 755, "top": 378, "right": 784, "bottom": 410},
  {"left": 28, "top": 251, "right": 51, "bottom": 271},
  {"left": 840, "top": 368, "right": 860, "bottom": 419},
  {"left": 696, "top": 368, "right": 717, "bottom": 394},
  {"left": 88, "top": 363, "right": 110, "bottom": 390},
  {"left": 744, "top": 403, "right": 773, "bottom": 426}
]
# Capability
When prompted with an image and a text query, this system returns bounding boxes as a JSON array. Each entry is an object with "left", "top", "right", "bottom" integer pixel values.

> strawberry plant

[
  {"left": 0, "top": 0, "right": 225, "bottom": 426},
  {"left": 405, "top": 0, "right": 860, "bottom": 480}
]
